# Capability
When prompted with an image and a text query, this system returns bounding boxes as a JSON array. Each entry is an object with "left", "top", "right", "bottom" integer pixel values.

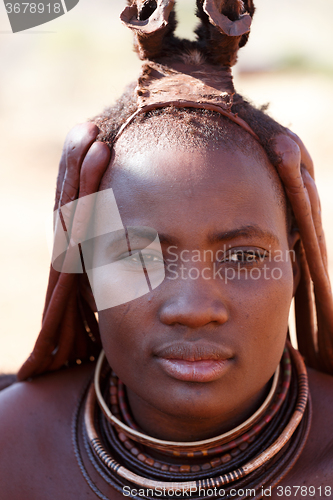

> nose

[{"left": 159, "top": 280, "right": 229, "bottom": 329}]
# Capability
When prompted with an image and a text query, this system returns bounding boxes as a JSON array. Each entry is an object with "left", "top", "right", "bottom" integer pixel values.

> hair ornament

[
  {"left": 121, "top": 0, "right": 255, "bottom": 66},
  {"left": 117, "top": 0, "right": 259, "bottom": 142},
  {"left": 120, "top": 0, "right": 177, "bottom": 60},
  {"left": 202, "top": 0, "right": 252, "bottom": 37}
]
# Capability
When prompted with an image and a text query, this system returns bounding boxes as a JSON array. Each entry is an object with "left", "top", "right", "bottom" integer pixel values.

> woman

[{"left": 0, "top": 1, "right": 332, "bottom": 498}]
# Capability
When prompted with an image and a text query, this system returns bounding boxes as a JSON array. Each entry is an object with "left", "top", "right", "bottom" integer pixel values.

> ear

[
  {"left": 288, "top": 230, "right": 301, "bottom": 296},
  {"left": 79, "top": 273, "right": 98, "bottom": 313}
]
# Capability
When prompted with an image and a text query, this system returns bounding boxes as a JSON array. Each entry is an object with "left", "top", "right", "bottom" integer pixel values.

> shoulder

[
  {"left": 274, "top": 367, "right": 333, "bottom": 495},
  {"left": 307, "top": 367, "right": 333, "bottom": 448},
  {"left": 0, "top": 363, "right": 96, "bottom": 499},
  {"left": 0, "top": 362, "right": 94, "bottom": 429},
  {"left": 305, "top": 368, "right": 333, "bottom": 466}
]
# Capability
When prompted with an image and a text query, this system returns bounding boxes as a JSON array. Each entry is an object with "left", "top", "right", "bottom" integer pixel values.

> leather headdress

[{"left": 116, "top": 0, "right": 258, "bottom": 140}]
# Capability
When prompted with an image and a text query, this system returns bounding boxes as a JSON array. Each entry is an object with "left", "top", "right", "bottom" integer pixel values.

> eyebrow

[
  {"left": 208, "top": 225, "right": 280, "bottom": 246},
  {"left": 157, "top": 224, "right": 280, "bottom": 247},
  {"left": 102, "top": 227, "right": 158, "bottom": 245},
  {"left": 158, "top": 233, "right": 180, "bottom": 246}
]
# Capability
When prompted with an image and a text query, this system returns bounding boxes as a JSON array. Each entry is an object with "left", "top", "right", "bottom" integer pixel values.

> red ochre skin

[
  {"left": 0, "top": 123, "right": 332, "bottom": 499},
  {"left": 97, "top": 117, "right": 297, "bottom": 442}
]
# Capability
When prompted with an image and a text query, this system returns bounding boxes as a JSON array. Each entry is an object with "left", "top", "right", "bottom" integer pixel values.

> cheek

[
  {"left": 228, "top": 261, "right": 294, "bottom": 370},
  {"left": 98, "top": 302, "right": 152, "bottom": 373},
  {"left": 230, "top": 258, "right": 293, "bottom": 310}
]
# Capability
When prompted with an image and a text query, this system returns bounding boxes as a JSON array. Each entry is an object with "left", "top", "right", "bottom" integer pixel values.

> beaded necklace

[
  {"left": 72, "top": 343, "right": 311, "bottom": 500},
  {"left": 103, "top": 360, "right": 282, "bottom": 456}
]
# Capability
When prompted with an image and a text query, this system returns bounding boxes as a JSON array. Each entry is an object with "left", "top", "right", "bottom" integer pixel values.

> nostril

[
  {"left": 138, "top": 0, "right": 158, "bottom": 21},
  {"left": 159, "top": 297, "right": 229, "bottom": 329}
]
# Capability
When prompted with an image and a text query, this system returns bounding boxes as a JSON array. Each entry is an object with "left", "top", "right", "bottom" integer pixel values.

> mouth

[{"left": 154, "top": 342, "right": 233, "bottom": 383}]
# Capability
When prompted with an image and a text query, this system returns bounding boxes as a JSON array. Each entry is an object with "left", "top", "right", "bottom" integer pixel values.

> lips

[{"left": 154, "top": 342, "right": 233, "bottom": 383}]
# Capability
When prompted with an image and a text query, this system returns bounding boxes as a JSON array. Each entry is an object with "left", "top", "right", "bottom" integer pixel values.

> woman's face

[{"left": 97, "top": 127, "right": 298, "bottom": 441}]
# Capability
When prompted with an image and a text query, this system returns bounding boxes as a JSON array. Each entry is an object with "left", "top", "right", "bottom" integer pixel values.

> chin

[{"left": 149, "top": 382, "right": 237, "bottom": 420}]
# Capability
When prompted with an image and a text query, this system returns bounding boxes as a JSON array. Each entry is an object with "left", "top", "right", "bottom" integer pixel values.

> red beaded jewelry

[{"left": 79, "top": 342, "right": 311, "bottom": 497}]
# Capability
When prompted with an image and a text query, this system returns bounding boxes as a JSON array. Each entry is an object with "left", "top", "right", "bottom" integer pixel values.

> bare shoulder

[
  {"left": 0, "top": 363, "right": 95, "bottom": 499},
  {"left": 0, "top": 362, "right": 94, "bottom": 430},
  {"left": 308, "top": 365, "right": 333, "bottom": 394},
  {"left": 307, "top": 367, "right": 333, "bottom": 445},
  {"left": 273, "top": 368, "right": 333, "bottom": 497}
]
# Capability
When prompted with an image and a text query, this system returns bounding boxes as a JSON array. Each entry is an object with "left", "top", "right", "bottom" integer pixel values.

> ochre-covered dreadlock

[{"left": 18, "top": 0, "right": 333, "bottom": 380}]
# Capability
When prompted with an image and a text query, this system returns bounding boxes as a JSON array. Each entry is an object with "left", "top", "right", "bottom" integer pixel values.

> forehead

[{"left": 100, "top": 131, "right": 288, "bottom": 248}]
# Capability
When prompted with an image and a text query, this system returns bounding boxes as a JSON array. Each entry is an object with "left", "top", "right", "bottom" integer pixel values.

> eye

[
  {"left": 117, "top": 251, "right": 164, "bottom": 269},
  {"left": 142, "top": 253, "right": 164, "bottom": 264},
  {"left": 126, "top": 254, "right": 142, "bottom": 265},
  {"left": 220, "top": 249, "right": 268, "bottom": 264}
]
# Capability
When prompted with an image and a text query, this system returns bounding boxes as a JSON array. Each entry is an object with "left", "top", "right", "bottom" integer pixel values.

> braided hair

[{"left": 18, "top": 0, "right": 333, "bottom": 380}]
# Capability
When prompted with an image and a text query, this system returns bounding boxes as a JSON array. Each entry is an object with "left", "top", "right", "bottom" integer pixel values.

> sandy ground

[{"left": 0, "top": 0, "right": 333, "bottom": 373}]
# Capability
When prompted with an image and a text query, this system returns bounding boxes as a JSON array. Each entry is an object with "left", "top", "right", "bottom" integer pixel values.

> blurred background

[{"left": 1, "top": 0, "right": 333, "bottom": 373}]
